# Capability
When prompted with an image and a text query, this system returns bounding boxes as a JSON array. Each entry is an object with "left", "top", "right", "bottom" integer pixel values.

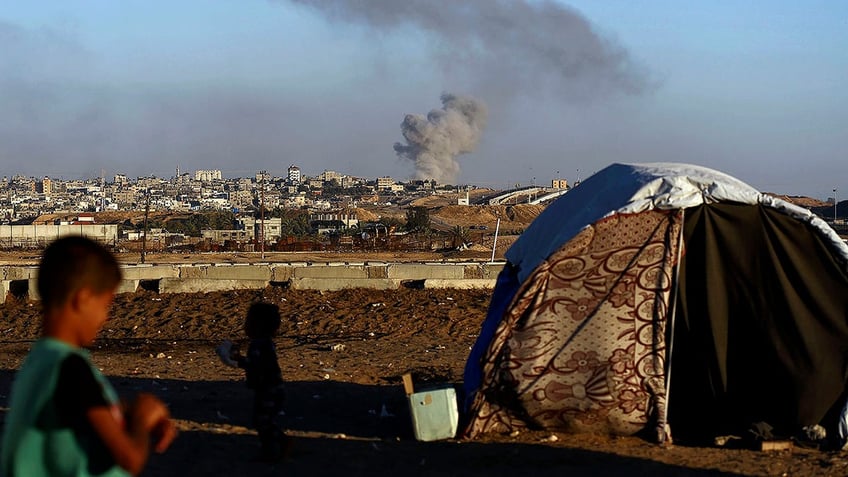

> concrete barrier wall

[
  {"left": 0, "top": 262, "right": 506, "bottom": 302},
  {"left": 159, "top": 278, "right": 269, "bottom": 294},
  {"left": 0, "top": 224, "right": 119, "bottom": 248},
  {"left": 3, "top": 267, "right": 37, "bottom": 280},
  {"left": 387, "top": 264, "right": 465, "bottom": 279},
  {"left": 122, "top": 264, "right": 180, "bottom": 280},
  {"left": 202, "top": 264, "right": 273, "bottom": 281},
  {"left": 292, "top": 265, "right": 368, "bottom": 279}
]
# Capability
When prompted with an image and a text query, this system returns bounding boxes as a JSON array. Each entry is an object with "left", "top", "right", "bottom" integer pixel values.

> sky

[{"left": 1, "top": 0, "right": 846, "bottom": 198}]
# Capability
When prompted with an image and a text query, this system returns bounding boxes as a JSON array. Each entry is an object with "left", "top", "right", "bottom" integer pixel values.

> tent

[{"left": 463, "top": 163, "right": 848, "bottom": 444}]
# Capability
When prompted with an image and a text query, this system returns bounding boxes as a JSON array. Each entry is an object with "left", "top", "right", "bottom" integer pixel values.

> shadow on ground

[{"left": 1, "top": 370, "right": 745, "bottom": 477}]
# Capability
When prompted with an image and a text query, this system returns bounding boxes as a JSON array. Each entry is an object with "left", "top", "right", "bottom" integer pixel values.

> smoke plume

[
  {"left": 394, "top": 93, "right": 488, "bottom": 184},
  {"left": 284, "top": 0, "right": 649, "bottom": 99}
]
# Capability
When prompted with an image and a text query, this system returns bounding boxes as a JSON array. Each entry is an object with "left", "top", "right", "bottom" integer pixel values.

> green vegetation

[
  {"left": 379, "top": 216, "right": 405, "bottom": 233},
  {"left": 149, "top": 211, "right": 236, "bottom": 237},
  {"left": 405, "top": 206, "right": 430, "bottom": 232},
  {"left": 448, "top": 225, "right": 471, "bottom": 248},
  {"left": 267, "top": 208, "right": 312, "bottom": 237}
]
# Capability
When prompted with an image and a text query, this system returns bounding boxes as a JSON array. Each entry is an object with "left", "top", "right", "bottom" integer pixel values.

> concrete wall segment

[
  {"left": 121, "top": 265, "right": 180, "bottom": 280},
  {"left": 159, "top": 278, "right": 268, "bottom": 294},
  {"left": 204, "top": 264, "right": 272, "bottom": 280},
  {"left": 387, "top": 264, "right": 465, "bottom": 279},
  {"left": 293, "top": 266, "right": 368, "bottom": 279},
  {"left": 367, "top": 266, "right": 388, "bottom": 279},
  {"left": 28, "top": 278, "right": 40, "bottom": 301},
  {"left": 179, "top": 266, "right": 208, "bottom": 279},
  {"left": 271, "top": 266, "right": 294, "bottom": 282},
  {"left": 116, "top": 280, "right": 139, "bottom": 294},
  {"left": 4, "top": 267, "right": 38, "bottom": 280}
]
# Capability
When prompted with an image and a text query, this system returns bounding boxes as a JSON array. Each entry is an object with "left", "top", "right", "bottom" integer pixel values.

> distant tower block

[
  {"left": 195, "top": 169, "right": 222, "bottom": 181},
  {"left": 287, "top": 164, "right": 301, "bottom": 184}
]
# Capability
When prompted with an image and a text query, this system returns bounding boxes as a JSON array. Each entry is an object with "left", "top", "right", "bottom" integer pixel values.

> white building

[
  {"left": 255, "top": 170, "right": 271, "bottom": 184},
  {"left": 340, "top": 176, "right": 362, "bottom": 188},
  {"left": 287, "top": 165, "right": 301, "bottom": 184},
  {"left": 284, "top": 194, "right": 307, "bottom": 208},
  {"left": 552, "top": 179, "right": 569, "bottom": 189},
  {"left": 238, "top": 217, "right": 284, "bottom": 241},
  {"left": 195, "top": 169, "right": 222, "bottom": 182},
  {"left": 114, "top": 174, "right": 129, "bottom": 186},
  {"left": 376, "top": 176, "right": 394, "bottom": 191},
  {"left": 319, "top": 170, "right": 342, "bottom": 183}
]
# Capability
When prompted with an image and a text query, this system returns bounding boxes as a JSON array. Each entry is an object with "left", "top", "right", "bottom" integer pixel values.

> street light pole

[
  {"left": 260, "top": 171, "right": 266, "bottom": 260},
  {"left": 141, "top": 189, "right": 150, "bottom": 264},
  {"left": 834, "top": 188, "right": 838, "bottom": 222}
]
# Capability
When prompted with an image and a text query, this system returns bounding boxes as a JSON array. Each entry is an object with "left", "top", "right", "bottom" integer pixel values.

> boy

[
  {"left": 1, "top": 236, "right": 176, "bottom": 477},
  {"left": 217, "top": 302, "right": 289, "bottom": 461}
]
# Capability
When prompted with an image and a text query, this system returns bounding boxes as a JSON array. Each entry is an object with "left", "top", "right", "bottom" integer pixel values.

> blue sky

[{"left": 1, "top": 0, "right": 846, "bottom": 198}]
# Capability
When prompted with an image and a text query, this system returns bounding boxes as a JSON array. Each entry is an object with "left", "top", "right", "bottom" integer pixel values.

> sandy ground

[{"left": 3, "top": 286, "right": 848, "bottom": 476}]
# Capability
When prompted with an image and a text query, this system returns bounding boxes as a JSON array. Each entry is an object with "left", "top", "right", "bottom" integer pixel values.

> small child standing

[
  {"left": 217, "top": 302, "right": 289, "bottom": 461},
  {"left": 1, "top": 236, "right": 176, "bottom": 477}
]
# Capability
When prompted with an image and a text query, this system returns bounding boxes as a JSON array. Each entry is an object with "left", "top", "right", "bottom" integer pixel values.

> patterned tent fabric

[{"left": 466, "top": 210, "right": 682, "bottom": 439}]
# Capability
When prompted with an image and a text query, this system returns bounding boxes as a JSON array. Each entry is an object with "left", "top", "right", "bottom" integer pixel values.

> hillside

[{"left": 766, "top": 194, "right": 830, "bottom": 209}]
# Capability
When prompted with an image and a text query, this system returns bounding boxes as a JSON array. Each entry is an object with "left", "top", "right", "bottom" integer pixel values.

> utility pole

[
  {"left": 100, "top": 168, "right": 106, "bottom": 212},
  {"left": 141, "top": 189, "right": 150, "bottom": 264},
  {"left": 260, "top": 171, "right": 266, "bottom": 259},
  {"left": 834, "top": 188, "right": 838, "bottom": 222},
  {"left": 490, "top": 217, "right": 500, "bottom": 263}
]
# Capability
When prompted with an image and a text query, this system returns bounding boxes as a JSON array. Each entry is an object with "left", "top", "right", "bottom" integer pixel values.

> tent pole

[{"left": 661, "top": 209, "right": 686, "bottom": 445}]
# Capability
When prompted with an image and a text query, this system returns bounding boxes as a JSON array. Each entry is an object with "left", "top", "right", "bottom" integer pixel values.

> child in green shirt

[{"left": 1, "top": 236, "right": 176, "bottom": 476}]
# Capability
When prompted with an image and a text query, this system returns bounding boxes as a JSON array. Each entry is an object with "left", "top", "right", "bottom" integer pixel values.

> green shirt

[{"left": 1, "top": 338, "right": 130, "bottom": 477}]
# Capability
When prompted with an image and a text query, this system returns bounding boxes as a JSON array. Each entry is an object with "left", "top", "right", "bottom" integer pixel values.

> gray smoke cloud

[
  {"left": 394, "top": 93, "right": 488, "bottom": 184},
  {"left": 285, "top": 0, "right": 650, "bottom": 183},
  {"left": 285, "top": 0, "right": 650, "bottom": 99}
]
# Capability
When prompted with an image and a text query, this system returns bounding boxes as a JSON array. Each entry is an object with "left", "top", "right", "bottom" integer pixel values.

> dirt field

[{"left": 3, "top": 285, "right": 848, "bottom": 476}]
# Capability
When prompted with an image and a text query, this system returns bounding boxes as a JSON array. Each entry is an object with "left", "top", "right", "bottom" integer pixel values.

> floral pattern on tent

[{"left": 466, "top": 209, "right": 682, "bottom": 439}]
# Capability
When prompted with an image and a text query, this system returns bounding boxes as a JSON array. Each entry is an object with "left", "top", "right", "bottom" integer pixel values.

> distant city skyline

[{"left": 1, "top": 1, "right": 846, "bottom": 199}]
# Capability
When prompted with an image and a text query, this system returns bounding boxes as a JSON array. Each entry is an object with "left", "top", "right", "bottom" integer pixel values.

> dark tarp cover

[{"left": 670, "top": 203, "right": 848, "bottom": 440}]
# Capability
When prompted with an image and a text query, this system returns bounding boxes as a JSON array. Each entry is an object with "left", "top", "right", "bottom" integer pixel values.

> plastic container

[{"left": 408, "top": 386, "right": 459, "bottom": 442}]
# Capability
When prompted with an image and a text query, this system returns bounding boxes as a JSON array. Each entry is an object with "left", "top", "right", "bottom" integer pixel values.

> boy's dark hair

[
  {"left": 245, "top": 302, "right": 281, "bottom": 338},
  {"left": 38, "top": 236, "right": 122, "bottom": 312}
]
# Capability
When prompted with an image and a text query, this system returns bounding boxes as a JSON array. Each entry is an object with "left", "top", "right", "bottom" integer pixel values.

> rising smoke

[
  {"left": 393, "top": 93, "right": 488, "bottom": 184},
  {"left": 284, "top": 0, "right": 650, "bottom": 99},
  {"left": 284, "top": 0, "right": 650, "bottom": 183}
]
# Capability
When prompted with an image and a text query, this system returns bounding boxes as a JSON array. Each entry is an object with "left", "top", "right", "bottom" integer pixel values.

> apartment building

[{"left": 195, "top": 169, "right": 223, "bottom": 182}]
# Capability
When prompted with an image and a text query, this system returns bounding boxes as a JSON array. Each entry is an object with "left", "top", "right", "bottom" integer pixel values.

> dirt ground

[{"left": 3, "top": 286, "right": 848, "bottom": 476}]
